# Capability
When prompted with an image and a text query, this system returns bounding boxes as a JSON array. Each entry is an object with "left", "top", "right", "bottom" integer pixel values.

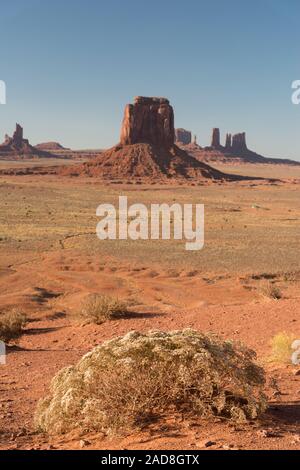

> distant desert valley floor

[{"left": 0, "top": 158, "right": 300, "bottom": 450}]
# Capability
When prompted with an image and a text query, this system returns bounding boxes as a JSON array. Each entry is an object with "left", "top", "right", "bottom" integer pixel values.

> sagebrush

[
  {"left": 260, "top": 281, "right": 282, "bottom": 300},
  {"left": 35, "top": 329, "right": 267, "bottom": 436},
  {"left": 0, "top": 309, "right": 27, "bottom": 343},
  {"left": 78, "top": 294, "right": 128, "bottom": 324},
  {"left": 268, "top": 332, "right": 295, "bottom": 364}
]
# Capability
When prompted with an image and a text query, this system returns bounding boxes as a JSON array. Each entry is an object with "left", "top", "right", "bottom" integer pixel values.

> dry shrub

[
  {"left": 78, "top": 294, "right": 128, "bottom": 324},
  {"left": 268, "top": 332, "right": 295, "bottom": 364},
  {"left": 260, "top": 281, "right": 282, "bottom": 300},
  {"left": 0, "top": 309, "right": 27, "bottom": 343},
  {"left": 35, "top": 330, "right": 267, "bottom": 436}
]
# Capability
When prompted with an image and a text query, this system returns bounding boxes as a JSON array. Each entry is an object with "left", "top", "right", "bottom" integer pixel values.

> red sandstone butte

[{"left": 60, "top": 97, "right": 245, "bottom": 181}]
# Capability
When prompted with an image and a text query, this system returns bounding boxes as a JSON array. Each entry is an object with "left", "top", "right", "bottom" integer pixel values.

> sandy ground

[{"left": 0, "top": 162, "right": 300, "bottom": 450}]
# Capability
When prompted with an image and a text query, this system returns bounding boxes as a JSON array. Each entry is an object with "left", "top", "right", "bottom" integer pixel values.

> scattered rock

[
  {"left": 46, "top": 444, "right": 56, "bottom": 450},
  {"left": 197, "top": 439, "right": 217, "bottom": 448},
  {"left": 291, "top": 435, "right": 300, "bottom": 444},
  {"left": 257, "top": 429, "right": 282, "bottom": 438},
  {"left": 79, "top": 439, "right": 90, "bottom": 448}
]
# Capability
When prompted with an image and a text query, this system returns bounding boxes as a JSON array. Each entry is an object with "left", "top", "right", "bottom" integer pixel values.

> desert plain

[{"left": 0, "top": 159, "right": 300, "bottom": 450}]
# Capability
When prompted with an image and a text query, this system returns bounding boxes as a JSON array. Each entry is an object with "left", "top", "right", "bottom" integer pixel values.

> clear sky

[{"left": 0, "top": 0, "right": 300, "bottom": 159}]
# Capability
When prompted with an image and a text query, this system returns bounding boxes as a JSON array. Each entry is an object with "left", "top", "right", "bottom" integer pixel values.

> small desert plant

[
  {"left": 0, "top": 309, "right": 27, "bottom": 343},
  {"left": 35, "top": 330, "right": 267, "bottom": 436},
  {"left": 78, "top": 294, "right": 128, "bottom": 324},
  {"left": 260, "top": 281, "right": 282, "bottom": 300},
  {"left": 268, "top": 332, "right": 295, "bottom": 364}
]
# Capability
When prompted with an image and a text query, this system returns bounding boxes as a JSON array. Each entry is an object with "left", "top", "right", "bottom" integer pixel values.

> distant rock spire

[
  {"left": 211, "top": 128, "right": 220, "bottom": 148},
  {"left": 225, "top": 133, "right": 232, "bottom": 149}
]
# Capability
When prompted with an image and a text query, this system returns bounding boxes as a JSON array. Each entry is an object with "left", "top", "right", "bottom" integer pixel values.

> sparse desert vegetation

[
  {"left": 1, "top": 0, "right": 300, "bottom": 454},
  {"left": 0, "top": 168, "right": 299, "bottom": 450},
  {"left": 260, "top": 281, "right": 283, "bottom": 300},
  {"left": 78, "top": 294, "right": 128, "bottom": 324},
  {"left": 268, "top": 332, "right": 295, "bottom": 365},
  {"left": 0, "top": 309, "right": 27, "bottom": 343},
  {"left": 34, "top": 330, "right": 266, "bottom": 436}
]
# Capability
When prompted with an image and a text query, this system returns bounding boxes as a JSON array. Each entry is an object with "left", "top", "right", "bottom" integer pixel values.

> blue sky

[{"left": 0, "top": 0, "right": 300, "bottom": 159}]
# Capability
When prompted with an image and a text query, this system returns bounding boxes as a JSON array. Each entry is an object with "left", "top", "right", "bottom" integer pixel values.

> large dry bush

[
  {"left": 35, "top": 330, "right": 267, "bottom": 435},
  {"left": 78, "top": 294, "right": 128, "bottom": 324},
  {"left": 0, "top": 309, "right": 27, "bottom": 343}
]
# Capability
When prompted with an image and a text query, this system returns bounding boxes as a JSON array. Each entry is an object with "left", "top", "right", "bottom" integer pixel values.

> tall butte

[
  {"left": 120, "top": 97, "right": 175, "bottom": 148},
  {"left": 65, "top": 96, "right": 237, "bottom": 180}
]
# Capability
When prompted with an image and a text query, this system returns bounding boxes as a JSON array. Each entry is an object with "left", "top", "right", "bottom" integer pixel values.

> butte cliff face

[
  {"left": 62, "top": 96, "right": 237, "bottom": 181},
  {"left": 211, "top": 128, "right": 221, "bottom": 149},
  {"left": 231, "top": 132, "right": 247, "bottom": 153},
  {"left": 120, "top": 97, "right": 175, "bottom": 148}
]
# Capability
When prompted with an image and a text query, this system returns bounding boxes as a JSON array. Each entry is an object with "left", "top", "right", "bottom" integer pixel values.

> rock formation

[
  {"left": 175, "top": 128, "right": 192, "bottom": 145},
  {"left": 225, "top": 133, "right": 232, "bottom": 149},
  {"left": 0, "top": 124, "right": 58, "bottom": 159},
  {"left": 0, "top": 124, "right": 30, "bottom": 153},
  {"left": 211, "top": 128, "right": 221, "bottom": 148},
  {"left": 61, "top": 97, "right": 239, "bottom": 181},
  {"left": 120, "top": 97, "right": 175, "bottom": 148},
  {"left": 35, "top": 142, "right": 69, "bottom": 151},
  {"left": 188, "top": 128, "right": 300, "bottom": 166},
  {"left": 231, "top": 132, "right": 247, "bottom": 153}
]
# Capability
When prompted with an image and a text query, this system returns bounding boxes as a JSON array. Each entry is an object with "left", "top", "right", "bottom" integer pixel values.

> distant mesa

[
  {"left": 178, "top": 127, "right": 300, "bottom": 166},
  {"left": 62, "top": 97, "right": 240, "bottom": 181},
  {"left": 0, "top": 124, "right": 60, "bottom": 159},
  {"left": 175, "top": 128, "right": 192, "bottom": 145},
  {"left": 35, "top": 142, "right": 70, "bottom": 151}
]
